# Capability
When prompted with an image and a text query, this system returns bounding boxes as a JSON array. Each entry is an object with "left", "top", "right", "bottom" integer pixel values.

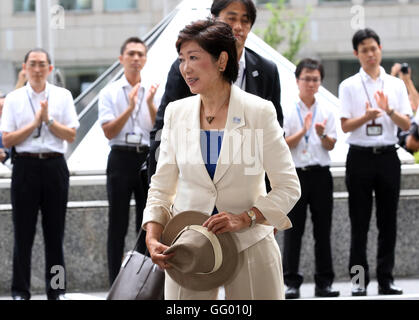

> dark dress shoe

[
  {"left": 12, "top": 295, "right": 29, "bottom": 300},
  {"left": 351, "top": 284, "right": 367, "bottom": 296},
  {"left": 378, "top": 283, "right": 403, "bottom": 295},
  {"left": 315, "top": 286, "right": 340, "bottom": 298},
  {"left": 285, "top": 286, "right": 300, "bottom": 299},
  {"left": 47, "top": 294, "right": 68, "bottom": 300}
]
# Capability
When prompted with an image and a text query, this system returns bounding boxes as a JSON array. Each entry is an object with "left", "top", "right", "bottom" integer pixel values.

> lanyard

[
  {"left": 123, "top": 86, "right": 145, "bottom": 129},
  {"left": 360, "top": 74, "right": 384, "bottom": 125},
  {"left": 296, "top": 102, "right": 317, "bottom": 144},
  {"left": 26, "top": 88, "right": 49, "bottom": 137}
]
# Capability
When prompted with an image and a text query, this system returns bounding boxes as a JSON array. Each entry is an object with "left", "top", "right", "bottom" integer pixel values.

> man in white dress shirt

[
  {"left": 98, "top": 37, "right": 159, "bottom": 286},
  {"left": 339, "top": 28, "right": 411, "bottom": 296},
  {"left": 283, "top": 58, "right": 339, "bottom": 299},
  {"left": 1, "top": 48, "right": 79, "bottom": 300}
]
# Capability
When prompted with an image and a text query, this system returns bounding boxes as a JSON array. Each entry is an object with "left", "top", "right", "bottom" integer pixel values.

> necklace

[{"left": 202, "top": 95, "right": 229, "bottom": 124}]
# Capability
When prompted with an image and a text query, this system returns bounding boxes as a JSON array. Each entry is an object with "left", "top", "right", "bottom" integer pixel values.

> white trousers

[{"left": 164, "top": 232, "right": 285, "bottom": 300}]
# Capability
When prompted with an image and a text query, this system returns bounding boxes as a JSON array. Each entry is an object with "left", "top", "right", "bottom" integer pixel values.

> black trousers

[
  {"left": 346, "top": 148, "right": 400, "bottom": 287},
  {"left": 283, "top": 167, "right": 335, "bottom": 288},
  {"left": 106, "top": 149, "right": 148, "bottom": 286},
  {"left": 11, "top": 156, "right": 69, "bottom": 300}
]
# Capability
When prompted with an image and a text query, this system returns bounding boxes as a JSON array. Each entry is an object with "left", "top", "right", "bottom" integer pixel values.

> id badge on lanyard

[
  {"left": 361, "top": 75, "right": 383, "bottom": 136},
  {"left": 301, "top": 146, "right": 312, "bottom": 162},
  {"left": 366, "top": 122, "right": 383, "bottom": 136},
  {"left": 125, "top": 132, "right": 143, "bottom": 145}
]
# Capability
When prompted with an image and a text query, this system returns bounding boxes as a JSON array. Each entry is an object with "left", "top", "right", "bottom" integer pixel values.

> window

[
  {"left": 59, "top": 0, "right": 92, "bottom": 11},
  {"left": 14, "top": 0, "right": 92, "bottom": 12},
  {"left": 104, "top": 0, "right": 137, "bottom": 12},
  {"left": 14, "top": 0, "right": 35, "bottom": 12},
  {"left": 61, "top": 66, "right": 107, "bottom": 98}
]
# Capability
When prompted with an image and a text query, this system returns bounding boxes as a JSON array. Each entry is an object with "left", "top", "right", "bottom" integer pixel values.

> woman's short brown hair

[{"left": 176, "top": 19, "right": 238, "bottom": 84}]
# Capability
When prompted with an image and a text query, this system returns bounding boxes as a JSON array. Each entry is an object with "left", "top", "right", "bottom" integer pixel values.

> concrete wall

[{"left": 0, "top": 204, "right": 139, "bottom": 295}]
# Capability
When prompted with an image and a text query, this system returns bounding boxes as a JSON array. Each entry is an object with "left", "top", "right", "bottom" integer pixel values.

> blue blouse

[{"left": 200, "top": 130, "right": 224, "bottom": 215}]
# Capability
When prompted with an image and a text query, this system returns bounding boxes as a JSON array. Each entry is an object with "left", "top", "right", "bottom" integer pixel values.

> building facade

[{"left": 0, "top": 0, "right": 178, "bottom": 96}]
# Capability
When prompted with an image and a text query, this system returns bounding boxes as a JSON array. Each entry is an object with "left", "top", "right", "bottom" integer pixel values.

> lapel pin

[
  {"left": 233, "top": 117, "right": 241, "bottom": 124},
  {"left": 252, "top": 71, "right": 259, "bottom": 78}
]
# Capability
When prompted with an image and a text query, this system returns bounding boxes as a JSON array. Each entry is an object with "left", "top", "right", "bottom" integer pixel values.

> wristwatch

[
  {"left": 46, "top": 117, "right": 54, "bottom": 128},
  {"left": 246, "top": 209, "right": 257, "bottom": 228},
  {"left": 320, "top": 134, "right": 327, "bottom": 139}
]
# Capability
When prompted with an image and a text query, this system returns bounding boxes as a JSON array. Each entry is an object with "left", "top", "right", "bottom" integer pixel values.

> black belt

[
  {"left": 16, "top": 152, "right": 63, "bottom": 159},
  {"left": 111, "top": 145, "right": 149, "bottom": 154},
  {"left": 297, "top": 165, "right": 330, "bottom": 172},
  {"left": 349, "top": 144, "right": 397, "bottom": 154}
]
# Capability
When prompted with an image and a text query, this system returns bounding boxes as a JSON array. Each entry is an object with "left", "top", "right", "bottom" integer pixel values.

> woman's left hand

[{"left": 203, "top": 211, "right": 249, "bottom": 235}]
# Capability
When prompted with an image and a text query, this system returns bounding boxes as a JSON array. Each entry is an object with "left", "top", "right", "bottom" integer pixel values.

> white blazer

[{"left": 142, "top": 85, "right": 301, "bottom": 252}]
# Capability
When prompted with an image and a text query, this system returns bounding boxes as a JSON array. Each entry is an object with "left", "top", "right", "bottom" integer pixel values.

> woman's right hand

[
  {"left": 145, "top": 222, "right": 174, "bottom": 270},
  {"left": 146, "top": 238, "right": 174, "bottom": 270}
]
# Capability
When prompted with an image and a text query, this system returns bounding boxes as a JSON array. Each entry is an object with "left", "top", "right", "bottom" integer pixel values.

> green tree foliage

[{"left": 256, "top": 0, "right": 312, "bottom": 64}]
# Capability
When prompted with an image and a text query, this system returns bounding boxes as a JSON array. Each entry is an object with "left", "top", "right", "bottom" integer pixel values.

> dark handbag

[{"left": 106, "top": 230, "right": 165, "bottom": 300}]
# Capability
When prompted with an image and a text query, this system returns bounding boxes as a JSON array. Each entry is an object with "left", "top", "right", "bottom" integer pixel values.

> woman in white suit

[{"left": 142, "top": 19, "right": 301, "bottom": 300}]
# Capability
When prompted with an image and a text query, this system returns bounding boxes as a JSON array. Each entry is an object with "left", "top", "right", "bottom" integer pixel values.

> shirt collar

[
  {"left": 359, "top": 66, "right": 387, "bottom": 83},
  {"left": 120, "top": 74, "right": 145, "bottom": 90},
  {"left": 26, "top": 81, "right": 50, "bottom": 98},
  {"left": 239, "top": 48, "right": 246, "bottom": 70},
  {"left": 120, "top": 74, "right": 132, "bottom": 89},
  {"left": 297, "top": 97, "right": 318, "bottom": 111}
]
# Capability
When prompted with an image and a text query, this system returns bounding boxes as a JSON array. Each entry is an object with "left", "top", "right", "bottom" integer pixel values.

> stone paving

[{"left": 1, "top": 278, "right": 418, "bottom": 300}]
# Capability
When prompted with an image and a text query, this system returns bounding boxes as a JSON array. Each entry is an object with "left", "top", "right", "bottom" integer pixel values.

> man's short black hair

[
  {"left": 24, "top": 48, "right": 52, "bottom": 64},
  {"left": 211, "top": 0, "right": 257, "bottom": 26},
  {"left": 352, "top": 28, "right": 381, "bottom": 52},
  {"left": 295, "top": 58, "right": 324, "bottom": 80},
  {"left": 120, "top": 37, "right": 147, "bottom": 55}
]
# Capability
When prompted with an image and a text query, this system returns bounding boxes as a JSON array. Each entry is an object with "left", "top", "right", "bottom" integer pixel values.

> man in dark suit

[{"left": 148, "top": 0, "right": 283, "bottom": 181}]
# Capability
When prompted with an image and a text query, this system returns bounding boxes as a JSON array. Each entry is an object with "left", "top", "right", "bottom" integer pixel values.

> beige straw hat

[{"left": 161, "top": 211, "right": 239, "bottom": 291}]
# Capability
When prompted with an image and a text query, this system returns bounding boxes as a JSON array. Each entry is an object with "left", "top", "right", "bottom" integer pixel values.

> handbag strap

[
  {"left": 132, "top": 228, "right": 148, "bottom": 254},
  {"left": 122, "top": 228, "right": 150, "bottom": 271}
]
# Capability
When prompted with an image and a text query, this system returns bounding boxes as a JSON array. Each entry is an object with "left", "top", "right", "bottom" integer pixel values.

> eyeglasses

[
  {"left": 28, "top": 62, "right": 49, "bottom": 69},
  {"left": 298, "top": 77, "right": 321, "bottom": 83}
]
